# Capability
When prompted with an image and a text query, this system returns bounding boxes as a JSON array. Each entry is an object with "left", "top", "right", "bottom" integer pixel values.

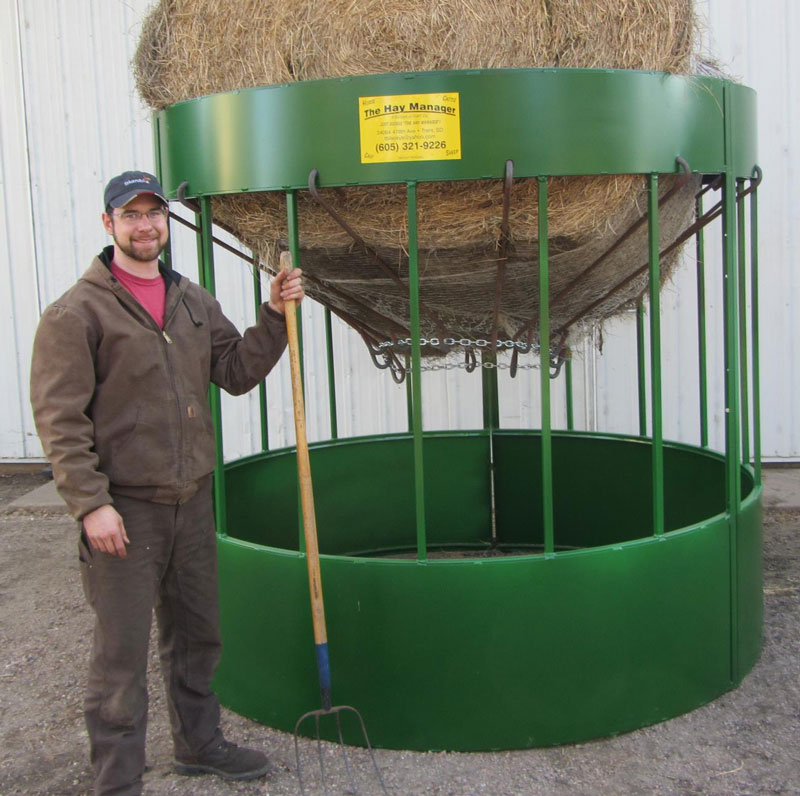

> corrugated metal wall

[{"left": 1, "top": 0, "right": 797, "bottom": 462}]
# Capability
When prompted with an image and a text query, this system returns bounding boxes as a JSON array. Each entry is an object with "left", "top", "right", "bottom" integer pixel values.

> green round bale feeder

[{"left": 153, "top": 68, "right": 763, "bottom": 750}]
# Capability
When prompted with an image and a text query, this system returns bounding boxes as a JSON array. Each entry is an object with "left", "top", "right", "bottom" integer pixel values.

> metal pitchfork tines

[
  {"left": 280, "top": 251, "right": 388, "bottom": 796},
  {"left": 294, "top": 703, "right": 387, "bottom": 795}
]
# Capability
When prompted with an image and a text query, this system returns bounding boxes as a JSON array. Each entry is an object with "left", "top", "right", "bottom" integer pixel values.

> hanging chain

[
  {"left": 375, "top": 337, "right": 540, "bottom": 353},
  {"left": 416, "top": 359, "right": 542, "bottom": 372}
]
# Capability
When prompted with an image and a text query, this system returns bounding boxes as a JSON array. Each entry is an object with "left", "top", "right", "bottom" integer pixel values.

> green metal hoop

[{"left": 154, "top": 68, "right": 757, "bottom": 196}]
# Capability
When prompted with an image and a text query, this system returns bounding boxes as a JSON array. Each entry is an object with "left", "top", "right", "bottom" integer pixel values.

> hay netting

[
  {"left": 135, "top": 0, "right": 699, "bottom": 355},
  {"left": 212, "top": 174, "right": 700, "bottom": 348}
]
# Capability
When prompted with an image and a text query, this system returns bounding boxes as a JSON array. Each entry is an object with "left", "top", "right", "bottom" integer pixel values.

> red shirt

[{"left": 111, "top": 262, "right": 166, "bottom": 329}]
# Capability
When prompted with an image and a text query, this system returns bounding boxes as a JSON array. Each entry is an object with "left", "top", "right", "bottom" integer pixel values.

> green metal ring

[{"left": 154, "top": 68, "right": 757, "bottom": 195}]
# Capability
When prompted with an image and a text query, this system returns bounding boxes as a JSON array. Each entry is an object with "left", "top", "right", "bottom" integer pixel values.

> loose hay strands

[{"left": 212, "top": 175, "right": 644, "bottom": 257}]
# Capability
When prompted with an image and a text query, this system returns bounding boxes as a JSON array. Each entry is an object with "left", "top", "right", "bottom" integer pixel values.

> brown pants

[{"left": 79, "top": 480, "right": 223, "bottom": 796}]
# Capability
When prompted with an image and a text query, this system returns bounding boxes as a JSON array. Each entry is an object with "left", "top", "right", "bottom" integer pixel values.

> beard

[{"left": 110, "top": 223, "right": 168, "bottom": 263}]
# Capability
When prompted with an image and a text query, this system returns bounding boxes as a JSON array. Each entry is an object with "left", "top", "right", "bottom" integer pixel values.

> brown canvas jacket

[{"left": 30, "top": 246, "right": 288, "bottom": 520}]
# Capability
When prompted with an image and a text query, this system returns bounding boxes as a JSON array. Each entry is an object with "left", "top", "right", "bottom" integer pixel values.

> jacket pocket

[
  {"left": 102, "top": 400, "right": 180, "bottom": 486},
  {"left": 183, "top": 395, "right": 217, "bottom": 477}
]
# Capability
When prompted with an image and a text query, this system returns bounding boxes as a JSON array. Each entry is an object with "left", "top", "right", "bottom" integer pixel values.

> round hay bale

[
  {"left": 135, "top": 0, "right": 695, "bottom": 110},
  {"left": 134, "top": 0, "right": 698, "bottom": 352}
]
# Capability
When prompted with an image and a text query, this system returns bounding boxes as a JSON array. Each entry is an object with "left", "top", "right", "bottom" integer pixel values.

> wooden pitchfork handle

[{"left": 280, "top": 251, "right": 333, "bottom": 710}]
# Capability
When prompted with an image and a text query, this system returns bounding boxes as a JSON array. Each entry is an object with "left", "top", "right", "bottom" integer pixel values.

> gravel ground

[{"left": 1, "top": 471, "right": 798, "bottom": 796}]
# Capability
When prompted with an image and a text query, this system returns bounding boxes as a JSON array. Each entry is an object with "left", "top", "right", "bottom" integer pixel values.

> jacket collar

[
  {"left": 83, "top": 247, "right": 191, "bottom": 329},
  {"left": 96, "top": 244, "right": 182, "bottom": 287}
]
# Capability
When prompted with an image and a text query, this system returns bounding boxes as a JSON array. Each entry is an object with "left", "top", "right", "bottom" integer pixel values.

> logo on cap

[{"left": 104, "top": 171, "right": 167, "bottom": 209}]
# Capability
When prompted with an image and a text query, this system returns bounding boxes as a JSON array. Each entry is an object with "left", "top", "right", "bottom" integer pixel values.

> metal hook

[
  {"left": 736, "top": 165, "right": 763, "bottom": 200},
  {"left": 465, "top": 348, "right": 477, "bottom": 373},
  {"left": 674, "top": 156, "right": 691, "bottom": 189},
  {"left": 388, "top": 352, "right": 407, "bottom": 384},
  {"left": 176, "top": 181, "right": 200, "bottom": 214},
  {"left": 363, "top": 338, "right": 392, "bottom": 371},
  {"left": 549, "top": 334, "right": 569, "bottom": 379},
  {"left": 509, "top": 347, "right": 519, "bottom": 379}
]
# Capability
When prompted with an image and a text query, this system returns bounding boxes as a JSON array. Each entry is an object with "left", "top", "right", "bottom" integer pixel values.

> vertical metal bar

[
  {"left": 253, "top": 264, "right": 269, "bottom": 451},
  {"left": 695, "top": 191, "right": 709, "bottom": 448},
  {"left": 405, "top": 354, "right": 413, "bottom": 432},
  {"left": 723, "top": 82, "right": 743, "bottom": 685},
  {"left": 481, "top": 356, "right": 499, "bottom": 430},
  {"left": 565, "top": 358, "right": 574, "bottom": 431},
  {"left": 722, "top": 169, "right": 742, "bottom": 683},
  {"left": 481, "top": 350, "right": 499, "bottom": 547},
  {"left": 196, "top": 196, "right": 227, "bottom": 536},
  {"left": 286, "top": 191, "right": 305, "bottom": 550},
  {"left": 636, "top": 301, "right": 647, "bottom": 437},
  {"left": 737, "top": 179, "right": 751, "bottom": 465},
  {"left": 324, "top": 309, "right": 338, "bottom": 440},
  {"left": 749, "top": 170, "right": 762, "bottom": 486},
  {"left": 538, "top": 177, "right": 554, "bottom": 554},
  {"left": 152, "top": 116, "right": 162, "bottom": 183},
  {"left": 647, "top": 175, "right": 664, "bottom": 537},
  {"left": 153, "top": 118, "right": 174, "bottom": 273},
  {"left": 407, "top": 182, "right": 427, "bottom": 561}
]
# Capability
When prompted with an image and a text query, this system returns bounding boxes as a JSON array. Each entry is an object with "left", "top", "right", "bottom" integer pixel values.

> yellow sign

[{"left": 359, "top": 92, "right": 461, "bottom": 164}]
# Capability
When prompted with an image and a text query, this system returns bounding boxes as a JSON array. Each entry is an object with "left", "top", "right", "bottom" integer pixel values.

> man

[{"left": 30, "top": 171, "right": 304, "bottom": 795}]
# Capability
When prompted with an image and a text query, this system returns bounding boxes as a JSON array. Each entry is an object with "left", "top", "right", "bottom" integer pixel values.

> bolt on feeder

[{"left": 150, "top": 65, "right": 761, "bottom": 752}]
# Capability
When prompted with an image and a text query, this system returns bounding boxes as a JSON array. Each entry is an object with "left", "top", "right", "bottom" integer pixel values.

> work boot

[{"left": 174, "top": 739, "right": 271, "bottom": 781}]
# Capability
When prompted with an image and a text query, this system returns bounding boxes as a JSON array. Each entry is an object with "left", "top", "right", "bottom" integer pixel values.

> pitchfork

[{"left": 280, "top": 252, "right": 388, "bottom": 795}]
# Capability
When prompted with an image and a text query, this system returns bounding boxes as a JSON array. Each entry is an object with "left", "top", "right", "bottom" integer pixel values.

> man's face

[{"left": 102, "top": 194, "right": 169, "bottom": 263}]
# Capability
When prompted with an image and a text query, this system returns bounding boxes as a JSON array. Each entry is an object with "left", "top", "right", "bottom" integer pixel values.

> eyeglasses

[{"left": 110, "top": 207, "right": 168, "bottom": 224}]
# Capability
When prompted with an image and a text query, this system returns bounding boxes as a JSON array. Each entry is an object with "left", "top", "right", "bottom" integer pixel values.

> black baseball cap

[{"left": 104, "top": 171, "right": 167, "bottom": 209}]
